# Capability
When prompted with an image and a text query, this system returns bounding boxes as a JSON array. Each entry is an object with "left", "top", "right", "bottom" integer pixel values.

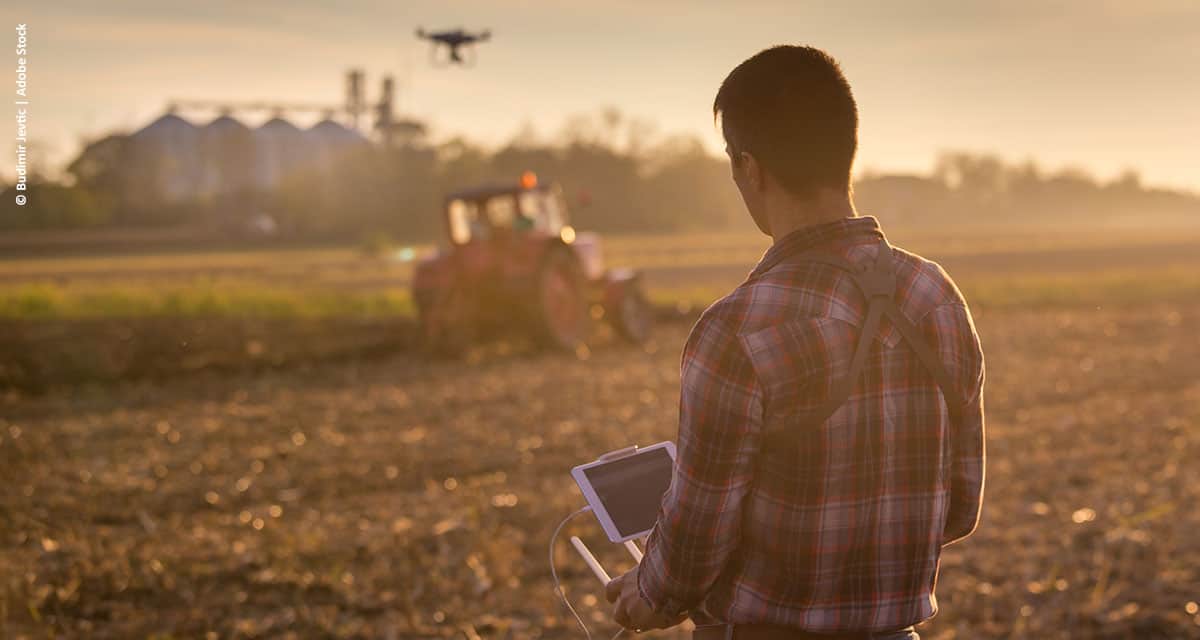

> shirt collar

[{"left": 749, "top": 215, "right": 884, "bottom": 279}]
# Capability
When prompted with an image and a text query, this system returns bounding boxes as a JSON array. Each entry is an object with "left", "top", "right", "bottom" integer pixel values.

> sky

[{"left": 4, "top": 0, "right": 1199, "bottom": 191}]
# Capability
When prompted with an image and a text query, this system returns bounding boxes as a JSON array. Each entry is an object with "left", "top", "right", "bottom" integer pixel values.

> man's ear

[{"left": 740, "top": 152, "right": 766, "bottom": 193}]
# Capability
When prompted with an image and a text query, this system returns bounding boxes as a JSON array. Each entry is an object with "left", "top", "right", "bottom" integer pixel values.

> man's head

[{"left": 714, "top": 45, "right": 858, "bottom": 235}]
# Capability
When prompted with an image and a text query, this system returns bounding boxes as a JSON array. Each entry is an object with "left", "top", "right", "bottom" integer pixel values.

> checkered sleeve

[
  {"left": 637, "top": 309, "right": 764, "bottom": 617},
  {"left": 940, "top": 303, "right": 986, "bottom": 545}
]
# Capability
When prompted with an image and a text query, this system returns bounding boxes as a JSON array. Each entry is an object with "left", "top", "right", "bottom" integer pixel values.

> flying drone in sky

[{"left": 415, "top": 27, "right": 492, "bottom": 67}]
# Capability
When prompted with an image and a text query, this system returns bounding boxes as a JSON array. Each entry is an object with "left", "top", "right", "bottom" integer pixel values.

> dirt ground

[{"left": 3, "top": 302, "right": 1199, "bottom": 639}]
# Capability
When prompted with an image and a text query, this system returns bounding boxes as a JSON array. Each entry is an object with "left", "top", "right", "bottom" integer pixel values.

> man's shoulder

[
  {"left": 685, "top": 276, "right": 781, "bottom": 341},
  {"left": 887, "top": 244, "right": 971, "bottom": 314},
  {"left": 682, "top": 293, "right": 745, "bottom": 353},
  {"left": 678, "top": 281, "right": 779, "bottom": 371}
]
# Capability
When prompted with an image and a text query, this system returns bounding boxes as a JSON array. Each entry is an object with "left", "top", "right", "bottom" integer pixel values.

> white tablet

[{"left": 571, "top": 442, "right": 676, "bottom": 543}]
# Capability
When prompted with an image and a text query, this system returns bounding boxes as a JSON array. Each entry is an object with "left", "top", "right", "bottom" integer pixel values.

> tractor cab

[{"left": 444, "top": 172, "right": 573, "bottom": 246}]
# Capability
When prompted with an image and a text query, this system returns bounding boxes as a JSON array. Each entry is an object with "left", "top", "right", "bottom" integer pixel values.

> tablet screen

[{"left": 582, "top": 447, "right": 674, "bottom": 538}]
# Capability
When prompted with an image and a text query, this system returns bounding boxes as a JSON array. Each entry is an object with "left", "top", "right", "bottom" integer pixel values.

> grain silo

[
  {"left": 130, "top": 111, "right": 203, "bottom": 202},
  {"left": 253, "top": 116, "right": 310, "bottom": 190},
  {"left": 306, "top": 118, "right": 369, "bottom": 173},
  {"left": 200, "top": 113, "right": 257, "bottom": 198}
]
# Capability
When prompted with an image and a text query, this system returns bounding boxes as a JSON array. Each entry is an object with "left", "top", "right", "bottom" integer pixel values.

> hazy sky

[{"left": 5, "top": 0, "right": 1199, "bottom": 190}]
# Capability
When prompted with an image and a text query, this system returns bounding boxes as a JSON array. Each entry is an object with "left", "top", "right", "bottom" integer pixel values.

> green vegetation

[
  {"left": 0, "top": 281, "right": 413, "bottom": 319},
  {"left": 2, "top": 225, "right": 1196, "bottom": 321},
  {"left": 3, "top": 265, "right": 1196, "bottom": 321},
  {"left": 649, "top": 268, "right": 1200, "bottom": 313},
  {"left": 961, "top": 268, "right": 1200, "bottom": 309}
]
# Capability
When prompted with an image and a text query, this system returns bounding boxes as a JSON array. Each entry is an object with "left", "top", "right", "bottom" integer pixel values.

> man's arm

[
  {"left": 636, "top": 311, "right": 764, "bottom": 617},
  {"left": 942, "top": 303, "right": 986, "bottom": 545}
]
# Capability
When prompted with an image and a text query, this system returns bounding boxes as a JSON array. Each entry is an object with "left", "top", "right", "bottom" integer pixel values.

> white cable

[
  {"left": 550, "top": 507, "right": 632, "bottom": 639},
  {"left": 550, "top": 505, "right": 597, "bottom": 639}
]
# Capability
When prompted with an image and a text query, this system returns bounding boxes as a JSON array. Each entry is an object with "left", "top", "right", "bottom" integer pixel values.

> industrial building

[{"left": 117, "top": 70, "right": 423, "bottom": 205}]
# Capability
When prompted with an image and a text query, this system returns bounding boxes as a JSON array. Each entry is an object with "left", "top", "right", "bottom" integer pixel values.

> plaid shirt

[{"left": 638, "top": 215, "right": 986, "bottom": 632}]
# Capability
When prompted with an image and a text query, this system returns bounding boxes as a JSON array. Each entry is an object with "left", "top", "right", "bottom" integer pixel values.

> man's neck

[{"left": 767, "top": 190, "right": 858, "bottom": 243}]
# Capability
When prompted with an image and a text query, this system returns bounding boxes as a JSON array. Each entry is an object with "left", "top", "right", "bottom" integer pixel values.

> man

[{"left": 606, "top": 45, "right": 986, "bottom": 639}]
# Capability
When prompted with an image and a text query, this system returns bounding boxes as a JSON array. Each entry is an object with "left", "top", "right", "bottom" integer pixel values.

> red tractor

[{"left": 412, "top": 173, "right": 654, "bottom": 354}]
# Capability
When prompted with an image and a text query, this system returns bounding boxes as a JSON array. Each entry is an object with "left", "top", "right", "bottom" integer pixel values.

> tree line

[{"left": 2, "top": 109, "right": 1196, "bottom": 240}]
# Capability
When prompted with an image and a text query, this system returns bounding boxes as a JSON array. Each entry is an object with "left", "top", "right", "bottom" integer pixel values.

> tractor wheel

[
  {"left": 612, "top": 283, "right": 654, "bottom": 344},
  {"left": 419, "top": 284, "right": 473, "bottom": 358},
  {"left": 532, "top": 247, "right": 590, "bottom": 351}
]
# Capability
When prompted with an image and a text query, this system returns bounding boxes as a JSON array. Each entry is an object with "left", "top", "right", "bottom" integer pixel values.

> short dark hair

[{"left": 714, "top": 45, "right": 858, "bottom": 196}]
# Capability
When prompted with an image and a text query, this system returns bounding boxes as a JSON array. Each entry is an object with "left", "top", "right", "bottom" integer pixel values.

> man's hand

[{"left": 605, "top": 565, "right": 687, "bottom": 632}]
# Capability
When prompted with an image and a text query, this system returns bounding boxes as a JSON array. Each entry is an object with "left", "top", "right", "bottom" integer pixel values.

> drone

[{"left": 415, "top": 27, "right": 491, "bottom": 67}]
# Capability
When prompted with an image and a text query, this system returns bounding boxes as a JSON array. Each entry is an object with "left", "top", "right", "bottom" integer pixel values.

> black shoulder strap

[{"left": 788, "top": 239, "right": 965, "bottom": 426}]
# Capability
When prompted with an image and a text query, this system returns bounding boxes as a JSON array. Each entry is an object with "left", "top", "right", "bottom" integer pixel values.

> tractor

[{"left": 412, "top": 172, "right": 654, "bottom": 354}]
